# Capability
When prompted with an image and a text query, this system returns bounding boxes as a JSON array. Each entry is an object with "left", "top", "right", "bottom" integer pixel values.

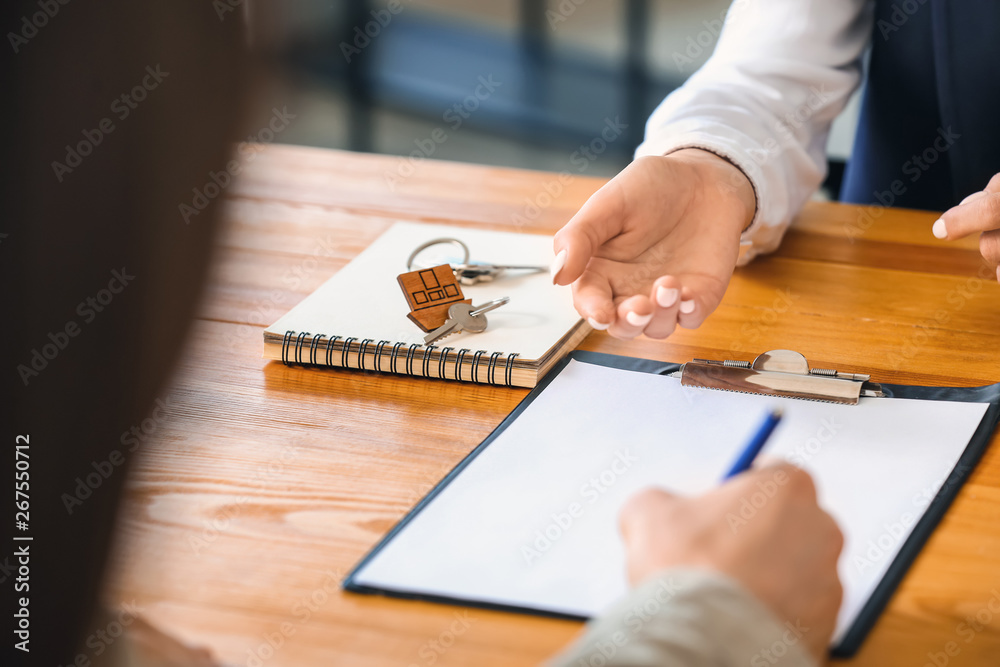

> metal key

[
  {"left": 406, "top": 238, "right": 546, "bottom": 286},
  {"left": 452, "top": 263, "right": 546, "bottom": 285},
  {"left": 423, "top": 297, "right": 509, "bottom": 344}
]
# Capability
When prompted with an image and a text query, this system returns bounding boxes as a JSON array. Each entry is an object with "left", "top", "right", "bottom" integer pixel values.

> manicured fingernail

[
  {"left": 587, "top": 317, "right": 611, "bottom": 330},
  {"left": 550, "top": 249, "right": 567, "bottom": 283},
  {"left": 656, "top": 286, "right": 679, "bottom": 308},
  {"left": 625, "top": 311, "right": 652, "bottom": 327},
  {"left": 679, "top": 300, "right": 696, "bottom": 314},
  {"left": 932, "top": 218, "right": 947, "bottom": 239},
  {"left": 996, "top": 266, "right": 1000, "bottom": 283},
  {"left": 960, "top": 191, "right": 986, "bottom": 206}
]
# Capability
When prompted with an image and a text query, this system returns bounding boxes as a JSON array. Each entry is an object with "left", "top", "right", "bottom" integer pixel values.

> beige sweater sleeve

[{"left": 548, "top": 569, "right": 818, "bottom": 667}]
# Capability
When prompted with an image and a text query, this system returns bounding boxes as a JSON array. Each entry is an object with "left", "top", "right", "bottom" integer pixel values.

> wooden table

[{"left": 104, "top": 145, "right": 1000, "bottom": 666}]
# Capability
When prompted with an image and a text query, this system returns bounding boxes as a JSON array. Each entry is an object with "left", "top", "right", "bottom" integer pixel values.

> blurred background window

[{"left": 247, "top": 0, "right": 861, "bottom": 192}]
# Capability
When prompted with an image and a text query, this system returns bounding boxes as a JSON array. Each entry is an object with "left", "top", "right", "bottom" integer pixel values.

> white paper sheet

[{"left": 352, "top": 360, "right": 990, "bottom": 644}]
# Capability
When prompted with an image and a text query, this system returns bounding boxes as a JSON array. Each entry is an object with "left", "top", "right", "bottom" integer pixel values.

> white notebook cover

[{"left": 266, "top": 222, "right": 581, "bottom": 363}]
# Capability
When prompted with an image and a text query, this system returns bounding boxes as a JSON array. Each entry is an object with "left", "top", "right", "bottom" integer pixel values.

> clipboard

[{"left": 344, "top": 350, "right": 1000, "bottom": 657}]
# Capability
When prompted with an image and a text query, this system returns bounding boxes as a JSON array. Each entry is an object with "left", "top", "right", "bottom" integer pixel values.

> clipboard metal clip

[{"left": 671, "top": 349, "right": 884, "bottom": 405}]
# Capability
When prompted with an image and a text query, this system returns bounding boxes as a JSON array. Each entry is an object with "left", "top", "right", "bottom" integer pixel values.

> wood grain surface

[{"left": 102, "top": 145, "right": 1000, "bottom": 666}]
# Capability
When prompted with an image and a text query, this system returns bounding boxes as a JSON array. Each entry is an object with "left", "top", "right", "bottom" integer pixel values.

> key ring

[
  {"left": 406, "top": 238, "right": 470, "bottom": 272},
  {"left": 407, "top": 236, "right": 546, "bottom": 285}
]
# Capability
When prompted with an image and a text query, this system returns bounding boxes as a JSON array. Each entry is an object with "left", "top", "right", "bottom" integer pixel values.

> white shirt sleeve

[{"left": 636, "top": 0, "right": 874, "bottom": 263}]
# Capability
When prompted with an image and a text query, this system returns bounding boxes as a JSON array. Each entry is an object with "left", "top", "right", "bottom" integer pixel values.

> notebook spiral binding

[{"left": 280, "top": 330, "right": 520, "bottom": 386}]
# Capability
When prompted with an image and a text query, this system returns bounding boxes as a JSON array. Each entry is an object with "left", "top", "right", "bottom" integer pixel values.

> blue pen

[{"left": 722, "top": 407, "right": 784, "bottom": 480}]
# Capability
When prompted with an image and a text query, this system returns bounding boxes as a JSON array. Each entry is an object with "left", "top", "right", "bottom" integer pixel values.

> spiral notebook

[{"left": 263, "top": 222, "right": 589, "bottom": 387}]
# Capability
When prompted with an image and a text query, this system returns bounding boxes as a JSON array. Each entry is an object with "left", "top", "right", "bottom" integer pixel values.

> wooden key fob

[{"left": 397, "top": 264, "right": 471, "bottom": 332}]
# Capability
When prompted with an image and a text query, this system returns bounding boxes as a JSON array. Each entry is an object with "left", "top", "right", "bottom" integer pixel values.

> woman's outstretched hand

[{"left": 552, "top": 149, "right": 756, "bottom": 340}]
